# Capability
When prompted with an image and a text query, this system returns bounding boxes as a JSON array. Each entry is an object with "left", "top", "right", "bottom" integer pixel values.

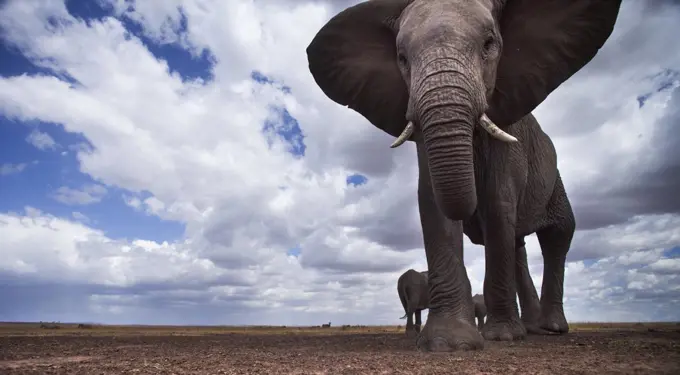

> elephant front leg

[
  {"left": 481, "top": 203, "right": 527, "bottom": 341},
  {"left": 415, "top": 144, "right": 483, "bottom": 352}
]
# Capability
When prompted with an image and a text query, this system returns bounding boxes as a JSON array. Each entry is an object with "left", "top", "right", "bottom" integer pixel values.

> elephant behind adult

[
  {"left": 397, "top": 269, "right": 430, "bottom": 336},
  {"left": 307, "top": 0, "right": 622, "bottom": 352},
  {"left": 398, "top": 272, "right": 488, "bottom": 334},
  {"left": 472, "top": 294, "right": 486, "bottom": 331}
]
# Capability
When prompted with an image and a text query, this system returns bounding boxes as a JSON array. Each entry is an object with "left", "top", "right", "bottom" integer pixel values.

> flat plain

[{"left": 1, "top": 322, "right": 679, "bottom": 374}]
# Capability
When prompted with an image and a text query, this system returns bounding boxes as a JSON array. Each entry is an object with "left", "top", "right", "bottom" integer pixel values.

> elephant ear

[
  {"left": 487, "top": 0, "right": 623, "bottom": 127},
  {"left": 306, "top": 0, "right": 412, "bottom": 139}
]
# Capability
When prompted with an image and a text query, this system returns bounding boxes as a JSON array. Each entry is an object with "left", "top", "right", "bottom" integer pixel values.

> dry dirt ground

[{"left": 1, "top": 323, "right": 679, "bottom": 374}]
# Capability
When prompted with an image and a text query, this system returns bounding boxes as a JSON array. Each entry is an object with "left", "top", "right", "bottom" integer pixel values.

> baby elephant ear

[
  {"left": 488, "top": 0, "right": 623, "bottom": 127},
  {"left": 306, "top": 0, "right": 412, "bottom": 139}
]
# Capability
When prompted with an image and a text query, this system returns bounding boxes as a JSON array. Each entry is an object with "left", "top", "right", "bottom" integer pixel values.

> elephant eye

[
  {"left": 483, "top": 36, "right": 495, "bottom": 54},
  {"left": 398, "top": 52, "right": 408, "bottom": 67}
]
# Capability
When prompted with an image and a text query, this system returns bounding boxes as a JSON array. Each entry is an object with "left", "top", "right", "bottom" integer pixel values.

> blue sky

[
  {"left": 0, "top": 0, "right": 679, "bottom": 325},
  {"left": 0, "top": 0, "right": 212, "bottom": 242},
  {"left": 0, "top": 1, "right": 364, "bottom": 244}
]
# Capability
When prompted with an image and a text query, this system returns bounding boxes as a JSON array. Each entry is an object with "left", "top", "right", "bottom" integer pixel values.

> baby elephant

[
  {"left": 472, "top": 294, "right": 487, "bottom": 331},
  {"left": 397, "top": 269, "right": 429, "bottom": 337}
]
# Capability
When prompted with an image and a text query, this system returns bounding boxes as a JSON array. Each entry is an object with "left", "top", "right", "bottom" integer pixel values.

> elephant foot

[
  {"left": 522, "top": 312, "right": 555, "bottom": 335},
  {"left": 416, "top": 313, "right": 484, "bottom": 352},
  {"left": 481, "top": 315, "right": 527, "bottom": 341},
  {"left": 539, "top": 304, "right": 569, "bottom": 334},
  {"left": 405, "top": 326, "right": 420, "bottom": 339},
  {"left": 523, "top": 319, "right": 555, "bottom": 335},
  {"left": 520, "top": 303, "right": 545, "bottom": 335}
]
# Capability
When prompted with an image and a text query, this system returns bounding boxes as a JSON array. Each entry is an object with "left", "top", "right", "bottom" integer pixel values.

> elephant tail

[{"left": 399, "top": 313, "right": 407, "bottom": 319}]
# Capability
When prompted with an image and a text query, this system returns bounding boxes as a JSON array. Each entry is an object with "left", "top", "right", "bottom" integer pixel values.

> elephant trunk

[{"left": 414, "top": 68, "right": 479, "bottom": 221}]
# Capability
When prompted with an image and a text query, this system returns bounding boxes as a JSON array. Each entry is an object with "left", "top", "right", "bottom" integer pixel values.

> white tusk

[
  {"left": 390, "top": 121, "right": 414, "bottom": 148},
  {"left": 479, "top": 113, "right": 518, "bottom": 142}
]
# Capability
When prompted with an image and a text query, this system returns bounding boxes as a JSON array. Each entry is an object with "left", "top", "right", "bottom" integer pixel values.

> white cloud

[
  {"left": 71, "top": 211, "right": 91, "bottom": 223},
  {"left": 0, "top": 0, "right": 678, "bottom": 324},
  {"left": 0, "top": 162, "right": 28, "bottom": 175},
  {"left": 25, "top": 129, "right": 58, "bottom": 150},
  {"left": 0, "top": 207, "right": 677, "bottom": 324},
  {"left": 51, "top": 184, "right": 108, "bottom": 205},
  {"left": 0, "top": 207, "right": 426, "bottom": 324}
]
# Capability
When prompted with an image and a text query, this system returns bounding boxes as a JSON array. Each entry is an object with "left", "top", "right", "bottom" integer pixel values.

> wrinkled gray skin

[
  {"left": 398, "top": 269, "right": 430, "bottom": 337},
  {"left": 472, "top": 294, "right": 486, "bottom": 331},
  {"left": 307, "top": 0, "right": 622, "bottom": 352}
]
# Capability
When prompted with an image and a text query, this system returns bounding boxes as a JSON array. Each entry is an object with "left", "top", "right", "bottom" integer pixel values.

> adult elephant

[
  {"left": 397, "top": 269, "right": 430, "bottom": 337},
  {"left": 306, "top": 0, "right": 622, "bottom": 352}
]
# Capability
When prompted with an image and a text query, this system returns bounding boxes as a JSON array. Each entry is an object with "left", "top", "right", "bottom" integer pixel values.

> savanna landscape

[
  {"left": 1, "top": 0, "right": 679, "bottom": 374},
  {"left": 1, "top": 322, "right": 679, "bottom": 374}
]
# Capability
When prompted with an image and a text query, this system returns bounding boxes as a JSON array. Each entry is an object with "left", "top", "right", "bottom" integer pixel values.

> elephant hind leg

[
  {"left": 514, "top": 238, "right": 549, "bottom": 335},
  {"left": 536, "top": 173, "right": 574, "bottom": 334},
  {"left": 405, "top": 296, "right": 419, "bottom": 337},
  {"left": 415, "top": 310, "right": 422, "bottom": 333},
  {"left": 405, "top": 312, "right": 418, "bottom": 337}
]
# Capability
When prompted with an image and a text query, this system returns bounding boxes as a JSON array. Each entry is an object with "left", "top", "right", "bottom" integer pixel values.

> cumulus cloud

[
  {"left": 51, "top": 184, "right": 108, "bottom": 205},
  {"left": 532, "top": 0, "right": 680, "bottom": 231},
  {"left": 25, "top": 129, "right": 58, "bottom": 150},
  {"left": 0, "top": 207, "right": 420, "bottom": 324},
  {"left": 0, "top": 0, "right": 678, "bottom": 324},
  {"left": 562, "top": 252, "right": 680, "bottom": 323}
]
